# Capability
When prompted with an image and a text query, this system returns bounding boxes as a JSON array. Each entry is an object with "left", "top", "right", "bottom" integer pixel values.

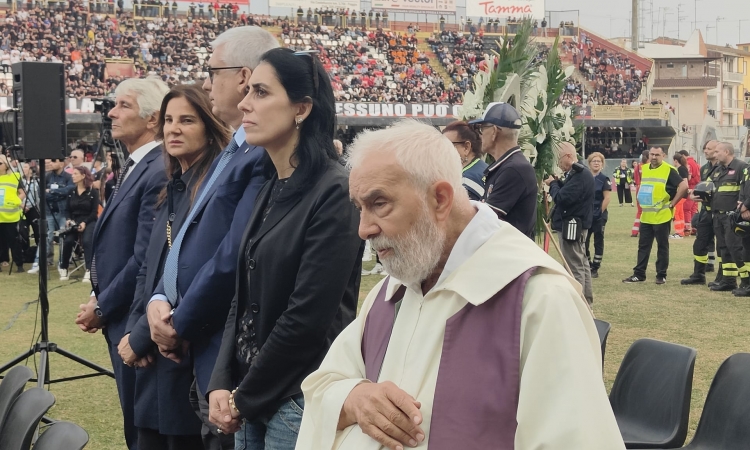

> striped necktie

[{"left": 162, "top": 138, "right": 240, "bottom": 305}]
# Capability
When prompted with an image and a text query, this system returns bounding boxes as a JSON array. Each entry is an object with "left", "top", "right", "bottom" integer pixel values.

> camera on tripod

[
  {"left": 92, "top": 98, "right": 115, "bottom": 122},
  {"left": 57, "top": 223, "right": 80, "bottom": 238}
]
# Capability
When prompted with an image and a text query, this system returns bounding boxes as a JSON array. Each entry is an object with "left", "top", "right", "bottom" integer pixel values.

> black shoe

[
  {"left": 623, "top": 275, "right": 645, "bottom": 283},
  {"left": 630, "top": 234, "right": 638, "bottom": 238},
  {"left": 591, "top": 269, "right": 599, "bottom": 278},
  {"left": 706, "top": 265, "right": 715, "bottom": 273},
  {"left": 734, "top": 286, "right": 750, "bottom": 297},
  {"left": 15, "top": 266, "right": 23, "bottom": 273},
  {"left": 710, "top": 280, "right": 738, "bottom": 292},
  {"left": 655, "top": 277, "right": 666, "bottom": 285},
  {"left": 681, "top": 275, "right": 705, "bottom": 285}
]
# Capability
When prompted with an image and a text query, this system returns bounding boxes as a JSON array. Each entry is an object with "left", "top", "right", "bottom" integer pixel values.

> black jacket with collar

[
  {"left": 208, "top": 158, "right": 364, "bottom": 421},
  {"left": 549, "top": 163, "right": 595, "bottom": 231}
]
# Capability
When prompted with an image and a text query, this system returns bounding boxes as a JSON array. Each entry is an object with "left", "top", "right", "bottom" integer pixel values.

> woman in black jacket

[
  {"left": 59, "top": 166, "right": 99, "bottom": 281},
  {"left": 207, "top": 48, "right": 364, "bottom": 449}
]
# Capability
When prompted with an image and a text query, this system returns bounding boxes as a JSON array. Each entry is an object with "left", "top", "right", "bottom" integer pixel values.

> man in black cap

[{"left": 469, "top": 102, "right": 538, "bottom": 239}]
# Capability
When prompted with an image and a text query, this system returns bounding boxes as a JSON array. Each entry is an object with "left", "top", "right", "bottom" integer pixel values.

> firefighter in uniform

[
  {"left": 682, "top": 140, "right": 719, "bottom": 285},
  {"left": 736, "top": 166, "right": 750, "bottom": 296},
  {"left": 613, "top": 159, "right": 634, "bottom": 206},
  {"left": 708, "top": 142, "right": 748, "bottom": 292}
]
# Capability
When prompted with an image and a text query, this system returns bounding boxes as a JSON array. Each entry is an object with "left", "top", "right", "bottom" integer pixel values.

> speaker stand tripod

[{"left": 0, "top": 159, "right": 114, "bottom": 387}]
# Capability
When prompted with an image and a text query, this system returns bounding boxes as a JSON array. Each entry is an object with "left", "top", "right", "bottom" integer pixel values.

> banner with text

[
  {"left": 372, "top": 0, "right": 455, "bottom": 13},
  {"left": 466, "top": 0, "right": 544, "bottom": 20},
  {"left": 336, "top": 102, "right": 460, "bottom": 118},
  {"left": 269, "top": 0, "right": 360, "bottom": 11}
]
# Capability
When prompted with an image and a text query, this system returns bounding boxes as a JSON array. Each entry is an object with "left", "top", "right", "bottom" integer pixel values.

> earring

[{"left": 295, "top": 118, "right": 302, "bottom": 130}]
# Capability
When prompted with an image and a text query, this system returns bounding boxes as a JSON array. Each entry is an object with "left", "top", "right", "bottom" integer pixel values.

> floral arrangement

[{"left": 458, "top": 20, "right": 583, "bottom": 238}]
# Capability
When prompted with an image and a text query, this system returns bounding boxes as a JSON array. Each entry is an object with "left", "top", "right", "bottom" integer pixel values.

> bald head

[
  {"left": 557, "top": 141, "right": 577, "bottom": 172},
  {"left": 704, "top": 140, "right": 719, "bottom": 162},
  {"left": 70, "top": 149, "right": 84, "bottom": 167},
  {"left": 715, "top": 142, "right": 735, "bottom": 165}
]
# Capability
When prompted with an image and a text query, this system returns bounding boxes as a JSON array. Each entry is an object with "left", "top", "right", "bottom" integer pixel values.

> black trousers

[
  {"left": 0, "top": 222, "right": 23, "bottom": 267},
  {"left": 714, "top": 213, "right": 746, "bottom": 279},
  {"left": 189, "top": 379, "right": 235, "bottom": 450},
  {"left": 60, "top": 225, "right": 95, "bottom": 270},
  {"left": 137, "top": 427, "right": 203, "bottom": 450},
  {"left": 586, "top": 215, "right": 607, "bottom": 270},
  {"left": 693, "top": 209, "right": 716, "bottom": 267},
  {"left": 634, "top": 221, "right": 671, "bottom": 279},
  {"left": 21, "top": 208, "right": 40, "bottom": 246},
  {"left": 617, "top": 183, "right": 633, "bottom": 204}
]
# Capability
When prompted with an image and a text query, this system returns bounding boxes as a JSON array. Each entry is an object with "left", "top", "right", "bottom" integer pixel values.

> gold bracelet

[{"left": 229, "top": 388, "right": 240, "bottom": 414}]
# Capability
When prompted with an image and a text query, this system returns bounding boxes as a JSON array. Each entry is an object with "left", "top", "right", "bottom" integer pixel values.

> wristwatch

[{"left": 94, "top": 306, "right": 104, "bottom": 318}]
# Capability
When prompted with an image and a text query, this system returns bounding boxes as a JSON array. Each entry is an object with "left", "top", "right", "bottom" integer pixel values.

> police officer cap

[{"left": 468, "top": 102, "right": 523, "bottom": 129}]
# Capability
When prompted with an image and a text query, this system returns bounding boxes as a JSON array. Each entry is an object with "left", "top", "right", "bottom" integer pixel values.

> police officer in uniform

[
  {"left": 708, "top": 142, "right": 748, "bottom": 292},
  {"left": 469, "top": 102, "right": 538, "bottom": 239},
  {"left": 681, "top": 140, "right": 720, "bottom": 285}
]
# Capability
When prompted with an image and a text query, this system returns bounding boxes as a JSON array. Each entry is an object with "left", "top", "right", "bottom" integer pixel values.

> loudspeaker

[{"left": 12, "top": 62, "right": 66, "bottom": 160}]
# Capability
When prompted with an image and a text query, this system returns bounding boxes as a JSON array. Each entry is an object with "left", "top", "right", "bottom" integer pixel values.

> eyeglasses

[
  {"left": 70, "top": 155, "right": 80, "bottom": 159},
  {"left": 207, "top": 66, "right": 244, "bottom": 82},
  {"left": 450, "top": 141, "right": 468, "bottom": 146},
  {"left": 294, "top": 50, "right": 320, "bottom": 96},
  {"left": 473, "top": 124, "right": 496, "bottom": 135}
]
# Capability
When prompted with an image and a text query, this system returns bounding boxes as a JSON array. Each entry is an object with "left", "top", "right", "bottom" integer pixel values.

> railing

[
  {"left": 723, "top": 98, "right": 743, "bottom": 110},
  {"left": 639, "top": 68, "right": 655, "bottom": 103},
  {"left": 718, "top": 125, "right": 741, "bottom": 139},
  {"left": 590, "top": 105, "right": 670, "bottom": 120},
  {"left": 724, "top": 71, "right": 744, "bottom": 84}
]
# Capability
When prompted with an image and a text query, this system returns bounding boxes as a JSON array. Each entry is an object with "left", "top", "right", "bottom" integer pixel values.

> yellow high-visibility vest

[
  {"left": 0, "top": 172, "right": 22, "bottom": 223},
  {"left": 637, "top": 162, "right": 674, "bottom": 225}
]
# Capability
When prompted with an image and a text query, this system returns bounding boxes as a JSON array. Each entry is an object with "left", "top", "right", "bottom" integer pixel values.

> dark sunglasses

[
  {"left": 207, "top": 65, "right": 243, "bottom": 82},
  {"left": 473, "top": 124, "right": 496, "bottom": 135},
  {"left": 294, "top": 50, "right": 320, "bottom": 96}
]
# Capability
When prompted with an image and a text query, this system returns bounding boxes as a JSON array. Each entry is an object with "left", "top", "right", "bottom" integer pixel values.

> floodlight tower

[{"left": 632, "top": 0, "right": 639, "bottom": 51}]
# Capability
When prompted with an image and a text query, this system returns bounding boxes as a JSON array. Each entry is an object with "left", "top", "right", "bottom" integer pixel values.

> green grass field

[{"left": 1, "top": 205, "right": 748, "bottom": 449}]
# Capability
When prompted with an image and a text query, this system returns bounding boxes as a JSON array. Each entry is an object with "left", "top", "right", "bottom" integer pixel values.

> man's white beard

[{"left": 371, "top": 204, "right": 446, "bottom": 287}]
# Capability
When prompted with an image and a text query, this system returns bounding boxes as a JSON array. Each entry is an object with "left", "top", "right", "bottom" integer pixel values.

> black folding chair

[
  {"left": 594, "top": 319, "right": 611, "bottom": 363},
  {"left": 679, "top": 353, "right": 750, "bottom": 449},
  {"left": 0, "top": 388, "right": 55, "bottom": 450},
  {"left": 609, "top": 338, "right": 696, "bottom": 449},
  {"left": 0, "top": 366, "right": 34, "bottom": 433},
  {"left": 34, "top": 421, "right": 89, "bottom": 450}
]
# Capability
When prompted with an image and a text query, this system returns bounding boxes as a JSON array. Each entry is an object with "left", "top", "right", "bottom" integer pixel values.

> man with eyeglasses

[
  {"left": 469, "top": 102, "right": 538, "bottom": 239},
  {"left": 64, "top": 149, "right": 85, "bottom": 174},
  {"left": 141, "top": 26, "right": 279, "bottom": 450}
]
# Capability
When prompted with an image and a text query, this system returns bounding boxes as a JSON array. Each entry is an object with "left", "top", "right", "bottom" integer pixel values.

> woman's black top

[
  {"left": 67, "top": 186, "right": 99, "bottom": 225},
  {"left": 677, "top": 165, "right": 689, "bottom": 180}
]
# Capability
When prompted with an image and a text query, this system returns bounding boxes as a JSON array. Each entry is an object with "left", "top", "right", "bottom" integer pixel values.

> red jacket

[{"left": 686, "top": 157, "right": 700, "bottom": 188}]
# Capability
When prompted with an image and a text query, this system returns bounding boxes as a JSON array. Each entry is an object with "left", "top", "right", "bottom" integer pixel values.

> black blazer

[
  {"left": 208, "top": 159, "right": 364, "bottom": 421},
  {"left": 549, "top": 164, "right": 595, "bottom": 231}
]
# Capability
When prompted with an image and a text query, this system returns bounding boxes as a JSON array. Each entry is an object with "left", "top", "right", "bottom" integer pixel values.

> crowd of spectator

[
  {"left": 569, "top": 36, "right": 649, "bottom": 106},
  {"left": 283, "top": 23, "right": 462, "bottom": 103}
]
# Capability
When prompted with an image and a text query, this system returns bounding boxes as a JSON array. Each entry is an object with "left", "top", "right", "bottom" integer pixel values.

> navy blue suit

[
  {"left": 91, "top": 145, "right": 167, "bottom": 450},
  {"left": 149, "top": 140, "right": 266, "bottom": 395}
]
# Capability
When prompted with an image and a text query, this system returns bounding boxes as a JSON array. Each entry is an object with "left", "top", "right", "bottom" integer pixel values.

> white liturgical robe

[{"left": 295, "top": 203, "right": 625, "bottom": 450}]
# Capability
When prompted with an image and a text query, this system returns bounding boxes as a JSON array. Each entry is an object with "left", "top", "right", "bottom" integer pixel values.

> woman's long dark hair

[
  {"left": 155, "top": 84, "right": 231, "bottom": 205},
  {"left": 442, "top": 120, "right": 482, "bottom": 158},
  {"left": 257, "top": 48, "right": 338, "bottom": 194},
  {"left": 673, "top": 153, "right": 687, "bottom": 167},
  {"left": 107, "top": 151, "right": 121, "bottom": 179}
]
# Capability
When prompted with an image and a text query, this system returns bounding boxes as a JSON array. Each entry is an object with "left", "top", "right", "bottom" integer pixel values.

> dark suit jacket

[
  {"left": 550, "top": 164, "right": 595, "bottom": 231},
  {"left": 92, "top": 144, "right": 167, "bottom": 342},
  {"left": 126, "top": 171, "right": 203, "bottom": 436},
  {"left": 207, "top": 159, "right": 364, "bottom": 421},
  {"left": 150, "top": 141, "right": 266, "bottom": 394}
]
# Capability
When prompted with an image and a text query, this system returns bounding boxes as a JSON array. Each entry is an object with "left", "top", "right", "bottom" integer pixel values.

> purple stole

[{"left": 361, "top": 269, "right": 535, "bottom": 450}]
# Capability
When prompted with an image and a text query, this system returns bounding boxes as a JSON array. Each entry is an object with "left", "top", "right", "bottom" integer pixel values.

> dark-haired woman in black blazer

[{"left": 207, "top": 48, "right": 363, "bottom": 450}]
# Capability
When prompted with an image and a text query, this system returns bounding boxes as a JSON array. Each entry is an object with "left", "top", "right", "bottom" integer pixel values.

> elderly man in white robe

[{"left": 295, "top": 119, "right": 625, "bottom": 450}]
